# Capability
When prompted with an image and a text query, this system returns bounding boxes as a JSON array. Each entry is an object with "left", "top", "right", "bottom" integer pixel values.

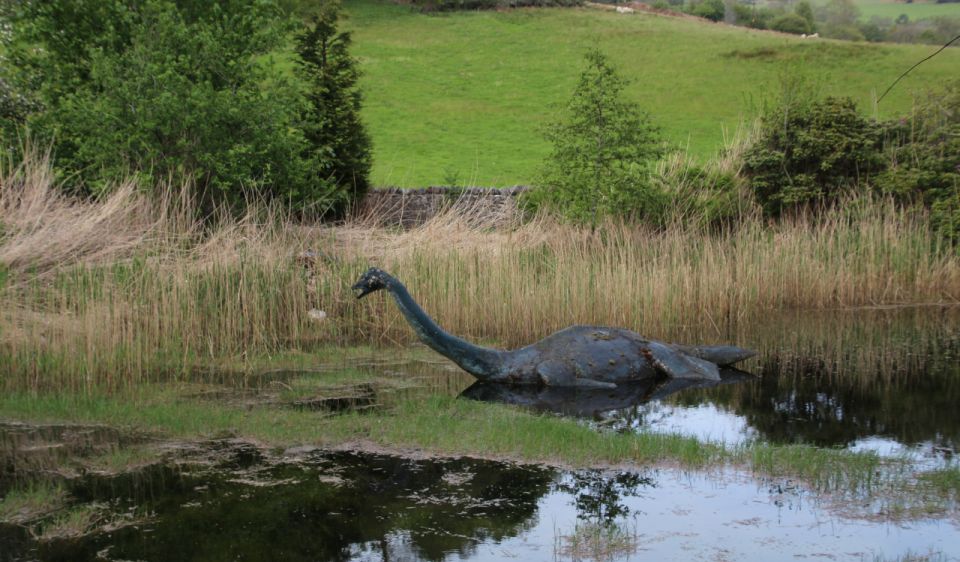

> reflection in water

[
  {"left": 5, "top": 448, "right": 957, "bottom": 562},
  {"left": 460, "top": 369, "right": 754, "bottom": 419},
  {"left": 28, "top": 452, "right": 554, "bottom": 562},
  {"left": 459, "top": 308, "right": 960, "bottom": 461},
  {"left": 555, "top": 470, "right": 654, "bottom": 522},
  {"left": 187, "top": 308, "right": 959, "bottom": 461}
]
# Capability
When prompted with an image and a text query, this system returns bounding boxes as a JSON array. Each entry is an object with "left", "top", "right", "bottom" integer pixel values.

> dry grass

[{"left": 0, "top": 151, "right": 958, "bottom": 392}]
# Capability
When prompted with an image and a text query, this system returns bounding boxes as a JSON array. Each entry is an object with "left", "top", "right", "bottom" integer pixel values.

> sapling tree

[{"left": 527, "top": 49, "right": 664, "bottom": 227}]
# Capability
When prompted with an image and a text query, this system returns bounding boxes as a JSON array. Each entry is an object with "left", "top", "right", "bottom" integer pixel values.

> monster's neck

[{"left": 385, "top": 277, "right": 504, "bottom": 380}]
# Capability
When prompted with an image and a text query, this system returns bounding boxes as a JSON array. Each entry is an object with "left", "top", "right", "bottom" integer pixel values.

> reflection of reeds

[
  {"left": 554, "top": 520, "right": 639, "bottom": 562},
  {"left": 2, "top": 153, "right": 959, "bottom": 391},
  {"left": 720, "top": 307, "right": 960, "bottom": 384}
]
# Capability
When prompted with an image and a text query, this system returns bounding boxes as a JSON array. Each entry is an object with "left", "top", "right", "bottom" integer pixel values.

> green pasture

[
  {"left": 850, "top": 0, "right": 960, "bottom": 21},
  {"left": 342, "top": 0, "right": 959, "bottom": 186}
]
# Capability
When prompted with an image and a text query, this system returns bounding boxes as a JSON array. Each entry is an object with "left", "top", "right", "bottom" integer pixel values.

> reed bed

[{"left": 1, "top": 153, "right": 958, "bottom": 392}]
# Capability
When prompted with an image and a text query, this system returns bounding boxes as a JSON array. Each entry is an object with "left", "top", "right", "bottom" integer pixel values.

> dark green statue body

[{"left": 352, "top": 268, "right": 755, "bottom": 388}]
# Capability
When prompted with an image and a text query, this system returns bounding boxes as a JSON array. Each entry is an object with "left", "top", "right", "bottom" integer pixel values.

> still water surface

[
  {"left": 3, "top": 307, "right": 959, "bottom": 561},
  {"left": 6, "top": 450, "right": 959, "bottom": 561},
  {"left": 445, "top": 307, "right": 960, "bottom": 465}
]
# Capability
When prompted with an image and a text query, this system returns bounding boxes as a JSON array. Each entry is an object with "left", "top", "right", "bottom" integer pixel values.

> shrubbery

[
  {"left": 1, "top": 0, "right": 371, "bottom": 214},
  {"left": 770, "top": 12, "right": 813, "bottom": 34},
  {"left": 743, "top": 97, "right": 885, "bottom": 216},
  {"left": 732, "top": 3, "right": 776, "bottom": 29},
  {"left": 689, "top": 0, "right": 726, "bottom": 22},
  {"left": 875, "top": 83, "right": 960, "bottom": 241},
  {"left": 743, "top": 83, "right": 960, "bottom": 241}
]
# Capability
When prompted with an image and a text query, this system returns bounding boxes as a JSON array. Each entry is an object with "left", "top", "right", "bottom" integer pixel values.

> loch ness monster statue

[{"left": 352, "top": 267, "right": 755, "bottom": 388}]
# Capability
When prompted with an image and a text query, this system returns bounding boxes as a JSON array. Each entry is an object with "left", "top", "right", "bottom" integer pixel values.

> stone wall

[{"left": 358, "top": 186, "right": 528, "bottom": 228}]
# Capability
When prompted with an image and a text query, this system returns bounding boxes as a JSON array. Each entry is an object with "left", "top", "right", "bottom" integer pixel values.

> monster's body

[{"left": 352, "top": 268, "right": 755, "bottom": 388}]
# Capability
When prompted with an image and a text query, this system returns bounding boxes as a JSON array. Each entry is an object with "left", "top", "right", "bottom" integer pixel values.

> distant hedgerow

[{"left": 408, "top": 0, "right": 581, "bottom": 11}]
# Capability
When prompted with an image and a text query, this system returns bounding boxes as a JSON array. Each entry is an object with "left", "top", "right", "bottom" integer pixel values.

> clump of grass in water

[
  {"left": 31, "top": 502, "right": 143, "bottom": 541},
  {"left": 0, "top": 482, "right": 67, "bottom": 524},
  {"left": 555, "top": 519, "right": 639, "bottom": 562}
]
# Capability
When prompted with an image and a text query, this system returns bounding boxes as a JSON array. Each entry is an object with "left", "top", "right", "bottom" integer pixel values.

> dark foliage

[
  {"left": 409, "top": 0, "right": 581, "bottom": 12},
  {"left": 771, "top": 12, "right": 813, "bottom": 34},
  {"left": 690, "top": 0, "right": 726, "bottom": 21},
  {"left": 876, "top": 83, "right": 960, "bottom": 242},
  {"left": 295, "top": 3, "right": 373, "bottom": 217},
  {"left": 743, "top": 97, "right": 885, "bottom": 216},
  {"left": 1, "top": 0, "right": 372, "bottom": 216}
]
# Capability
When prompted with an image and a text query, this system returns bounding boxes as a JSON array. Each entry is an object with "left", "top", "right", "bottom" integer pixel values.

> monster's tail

[{"left": 674, "top": 344, "right": 756, "bottom": 366}]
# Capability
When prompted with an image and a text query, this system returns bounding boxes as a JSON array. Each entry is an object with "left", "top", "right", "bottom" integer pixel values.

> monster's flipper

[{"left": 644, "top": 342, "right": 721, "bottom": 381}]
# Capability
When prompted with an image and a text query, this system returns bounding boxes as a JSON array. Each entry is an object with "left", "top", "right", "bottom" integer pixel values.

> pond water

[
  {"left": 3, "top": 307, "right": 959, "bottom": 561},
  {"left": 358, "top": 307, "right": 960, "bottom": 466},
  {"left": 3, "top": 448, "right": 958, "bottom": 562}
]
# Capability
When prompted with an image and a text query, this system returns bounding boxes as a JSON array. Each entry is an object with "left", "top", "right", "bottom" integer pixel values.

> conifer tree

[{"left": 295, "top": 3, "right": 372, "bottom": 216}]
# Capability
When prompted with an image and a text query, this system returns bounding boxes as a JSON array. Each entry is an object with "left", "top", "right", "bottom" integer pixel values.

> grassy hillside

[
  {"left": 851, "top": 0, "right": 960, "bottom": 21},
  {"left": 343, "top": 0, "right": 959, "bottom": 186}
]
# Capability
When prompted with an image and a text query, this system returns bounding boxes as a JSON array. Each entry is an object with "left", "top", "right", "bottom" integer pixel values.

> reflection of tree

[
  {"left": 555, "top": 470, "right": 653, "bottom": 522},
  {"left": 97, "top": 451, "right": 555, "bottom": 562},
  {"left": 664, "top": 347, "right": 960, "bottom": 451}
]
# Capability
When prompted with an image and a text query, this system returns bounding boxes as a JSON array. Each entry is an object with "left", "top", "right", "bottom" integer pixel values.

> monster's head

[{"left": 351, "top": 267, "right": 391, "bottom": 299}]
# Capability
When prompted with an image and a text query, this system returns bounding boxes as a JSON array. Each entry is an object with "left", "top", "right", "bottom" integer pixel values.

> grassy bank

[
  {"left": 1, "top": 152, "right": 957, "bottom": 392},
  {"left": 343, "top": 0, "right": 960, "bottom": 185},
  {"left": 1, "top": 381, "right": 956, "bottom": 517}
]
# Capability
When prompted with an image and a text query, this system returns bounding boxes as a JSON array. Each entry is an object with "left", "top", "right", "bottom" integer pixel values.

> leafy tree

[
  {"left": 526, "top": 50, "right": 664, "bottom": 227},
  {"left": 295, "top": 3, "right": 372, "bottom": 217},
  {"left": 1, "top": 0, "right": 369, "bottom": 214}
]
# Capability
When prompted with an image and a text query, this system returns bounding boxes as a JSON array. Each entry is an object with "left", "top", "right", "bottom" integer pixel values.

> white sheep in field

[{"left": 616, "top": 6, "right": 635, "bottom": 13}]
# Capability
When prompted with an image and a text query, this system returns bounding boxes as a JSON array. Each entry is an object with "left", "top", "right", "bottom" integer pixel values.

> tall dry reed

[{"left": 0, "top": 152, "right": 958, "bottom": 392}]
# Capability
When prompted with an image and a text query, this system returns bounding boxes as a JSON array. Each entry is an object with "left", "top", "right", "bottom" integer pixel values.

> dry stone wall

[{"left": 359, "top": 186, "right": 528, "bottom": 228}]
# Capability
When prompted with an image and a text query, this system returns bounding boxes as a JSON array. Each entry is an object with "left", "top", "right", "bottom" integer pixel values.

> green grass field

[
  {"left": 850, "top": 0, "right": 960, "bottom": 21},
  {"left": 343, "top": 0, "right": 959, "bottom": 186}
]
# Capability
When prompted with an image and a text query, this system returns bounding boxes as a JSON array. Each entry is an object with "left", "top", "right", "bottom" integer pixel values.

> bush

[
  {"left": 771, "top": 12, "right": 812, "bottom": 34},
  {"left": 822, "top": 23, "right": 866, "bottom": 40},
  {"left": 858, "top": 19, "right": 889, "bottom": 42},
  {"left": 875, "top": 82, "right": 960, "bottom": 241},
  {"left": 690, "top": 0, "right": 726, "bottom": 22},
  {"left": 732, "top": 3, "right": 776, "bottom": 29},
  {"left": 525, "top": 50, "right": 665, "bottom": 226},
  {"left": 2, "top": 0, "right": 369, "bottom": 214},
  {"left": 796, "top": 0, "right": 816, "bottom": 31},
  {"left": 743, "top": 97, "right": 885, "bottom": 215},
  {"left": 653, "top": 156, "right": 745, "bottom": 228}
]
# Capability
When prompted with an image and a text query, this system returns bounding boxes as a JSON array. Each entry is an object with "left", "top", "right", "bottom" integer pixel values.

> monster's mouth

[{"left": 352, "top": 282, "right": 374, "bottom": 299}]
